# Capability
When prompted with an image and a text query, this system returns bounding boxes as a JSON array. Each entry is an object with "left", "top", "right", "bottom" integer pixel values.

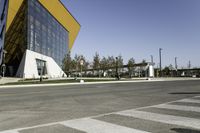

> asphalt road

[{"left": 0, "top": 80, "right": 200, "bottom": 133}]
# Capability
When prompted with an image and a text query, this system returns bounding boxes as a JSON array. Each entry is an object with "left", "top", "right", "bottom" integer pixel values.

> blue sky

[{"left": 61, "top": 0, "right": 200, "bottom": 68}]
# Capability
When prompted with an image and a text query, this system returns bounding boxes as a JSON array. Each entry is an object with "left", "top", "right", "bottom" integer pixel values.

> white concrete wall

[{"left": 16, "top": 50, "right": 66, "bottom": 79}]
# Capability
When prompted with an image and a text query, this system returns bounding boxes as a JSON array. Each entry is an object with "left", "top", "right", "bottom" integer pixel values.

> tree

[
  {"left": 73, "top": 54, "right": 82, "bottom": 70},
  {"left": 117, "top": 55, "right": 123, "bottom": 67},
  {"left": 72, "top": 54, "right": 89, "bottom": 77},
  {"left": 62, "top": 51, "right": 72, "bottom": 76},
  {"left": 127, "top": 57, "right": 135, "bottom": 78},
  {"left": 83, "top": 60, "right": 89, "bottom": 71},
  {"left": 93, "top": 52, "right": 100, "bottom": 70},
  {"left": 140, "top": 59, "right": 147, "bottom": 77},
  {"left": 100, "top": 56, "right": 108, "bottom": 74},
  {"left": 107, "top": 56, "right": 115, "bottom": 68},
  {"left": 163, "top": 64, "right": 173, "bottom": 77},
  {"left": 73, "top": 54, "right": 80, "bottom": 71},
  {"left": 142, "top": 59, "right": 146, "bottom": 64},
  {"left": 106, "top": 56, "right": 118, "bottom": 77},
  {"left": 163, "top": 66, "right": 170, "bottom": 77},
  {"left": 71, "top": 59, "right": 77, "bottom": 71},
  {"left": 169, "top": 64, "right": 174, "bottom": 71},
  {"left": 163, "top": 64, "right": 174, "bottom": 77},
  {"left": 92, "top": 52, "right": 101, "bottom": 77},
  {"left": 117, "top": 55, "right": 124, "bottom": 73}
]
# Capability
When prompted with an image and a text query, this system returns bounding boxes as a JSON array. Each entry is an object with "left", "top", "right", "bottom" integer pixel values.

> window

[{"left": 36, "top": 59, "right": 47, "bottom": 75}]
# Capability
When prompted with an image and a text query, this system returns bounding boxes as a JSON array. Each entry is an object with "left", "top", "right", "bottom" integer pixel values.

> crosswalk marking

[
  {"left": 60, "top": 118, "right": 150, "bottom": 133},
  {"left": 177, "top": 99, "right": 200, "bottom": 104},
  {"left": 1, "top": 96, "right": 200, "bottom": 133},
  {"left": 154, "top": 104, "right": 200, "bottom": 112},
  {"left": 115, "top": 110, "right": 200, "bottom": 130}
]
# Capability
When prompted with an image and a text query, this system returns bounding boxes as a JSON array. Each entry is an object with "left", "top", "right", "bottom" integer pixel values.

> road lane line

[
  {"left": 153, "top": 104, "right": 200, "bottom": 112},
  {"left": 60, "top": 118, "right": 150, "bottom": 133},
  {"left": 177, "top": 99, "right": 200, "bottom": 104},
  {"left": 115, "top": 110, "right": 200, "bottom": 130}
]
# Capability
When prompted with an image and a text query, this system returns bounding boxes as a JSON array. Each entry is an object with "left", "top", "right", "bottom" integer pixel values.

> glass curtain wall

[
  {"left": 27, "top": 0, "right": 69, "bottom": 67},
  {"left": 0, "top": 0, "right": 8, "bottom": 65}
]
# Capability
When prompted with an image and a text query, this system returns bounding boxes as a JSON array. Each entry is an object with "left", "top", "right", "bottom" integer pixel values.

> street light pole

[
  {"left": 80, "top": 59, "right": 84, "bottom": 83},
  {"left": 115, "top": 57, "right": 119, "bottom": 80},
  {"left": 159, "top": 48, "right": 162, "bottom": 77},
  {"left": 175, "top": 57, "right": 178, "bottom": 77}
]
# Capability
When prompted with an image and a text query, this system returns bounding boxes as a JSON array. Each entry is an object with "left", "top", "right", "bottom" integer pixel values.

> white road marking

[
  {"left": 115, "top": 110, "right": 200, "bottom": 130},
  {"left": 60, "top": 118, "right": 150, "bottom": 133},
  {"left": 1, "top": 96, "right": 200, "bottom": 133},
  {"left": 154, "top": 104, "right": 200, "bottom": 112},
  {"left": 0, "top": 122, "right": 60, "bottom": 133},
  {"left": 177, "top": 99, "right": 200, "bottom": 104}
]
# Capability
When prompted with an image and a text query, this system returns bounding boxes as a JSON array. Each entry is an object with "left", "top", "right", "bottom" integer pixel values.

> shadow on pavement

[
  {"left": 169, "top": 92, "right": 200, "bottom": 95},
  {"left": 171, "top": 128, "right": 200, "bottom": 133}
]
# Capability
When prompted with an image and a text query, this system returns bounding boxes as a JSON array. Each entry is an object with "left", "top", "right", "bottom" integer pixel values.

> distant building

[{"left": 1, "top": 0, "right": 80, "bottom": 78}]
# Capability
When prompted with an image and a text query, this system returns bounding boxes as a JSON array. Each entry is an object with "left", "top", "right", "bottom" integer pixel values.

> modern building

[
  {"left": 0, "top": 0, "right": 8, "bottom": 66},
  {"left": 0, "top": 0, "right": 80, "bottom": 78}
]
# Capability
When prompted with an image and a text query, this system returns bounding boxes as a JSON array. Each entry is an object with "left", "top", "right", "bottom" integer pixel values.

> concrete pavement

[
  {"left": 0, "top": 80, "right": 200, "bottom": 132},
  {"left": 0, "top": 78, "right": 21, "bottom": 85}
]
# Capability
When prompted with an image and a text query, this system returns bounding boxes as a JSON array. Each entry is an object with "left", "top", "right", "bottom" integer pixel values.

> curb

[
  {"left": 0, "top": 79, "right": 161, "bottom": 88},
  {"left": 0, "top": 78, "right": 199, "bottom": 89}
]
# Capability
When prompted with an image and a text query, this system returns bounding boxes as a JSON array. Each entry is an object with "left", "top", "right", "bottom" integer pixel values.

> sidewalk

[
  {"left": 0, "top": 77, "right": 199, "bottom": 89},
  {"left": 0, "top": 77, "right": 21, "bottom": 84}
]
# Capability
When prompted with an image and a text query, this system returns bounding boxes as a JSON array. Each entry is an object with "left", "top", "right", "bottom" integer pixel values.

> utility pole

[
  {"left": 175, "top": 57, "right": 178, "bottom": 70},
  {"left": 188, "top": 60, "right": 191, "bottom": 69},
  {"left": 151, "top": 55, "right": 153, "bottom": 63},
  {"left": 159, "top": 48, "right": 162, "bottom": 77}
]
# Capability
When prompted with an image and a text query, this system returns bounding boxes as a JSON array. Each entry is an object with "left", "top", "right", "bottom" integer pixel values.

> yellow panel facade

[
  {"left": 6, "top": 0, "right": 80, "bottom": 50},
  {"left": 39, "top": 0, "right": 80, "bottom": 50},
  {"left": 6, "top": 0, "right": 24, "bottom": 31}
]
